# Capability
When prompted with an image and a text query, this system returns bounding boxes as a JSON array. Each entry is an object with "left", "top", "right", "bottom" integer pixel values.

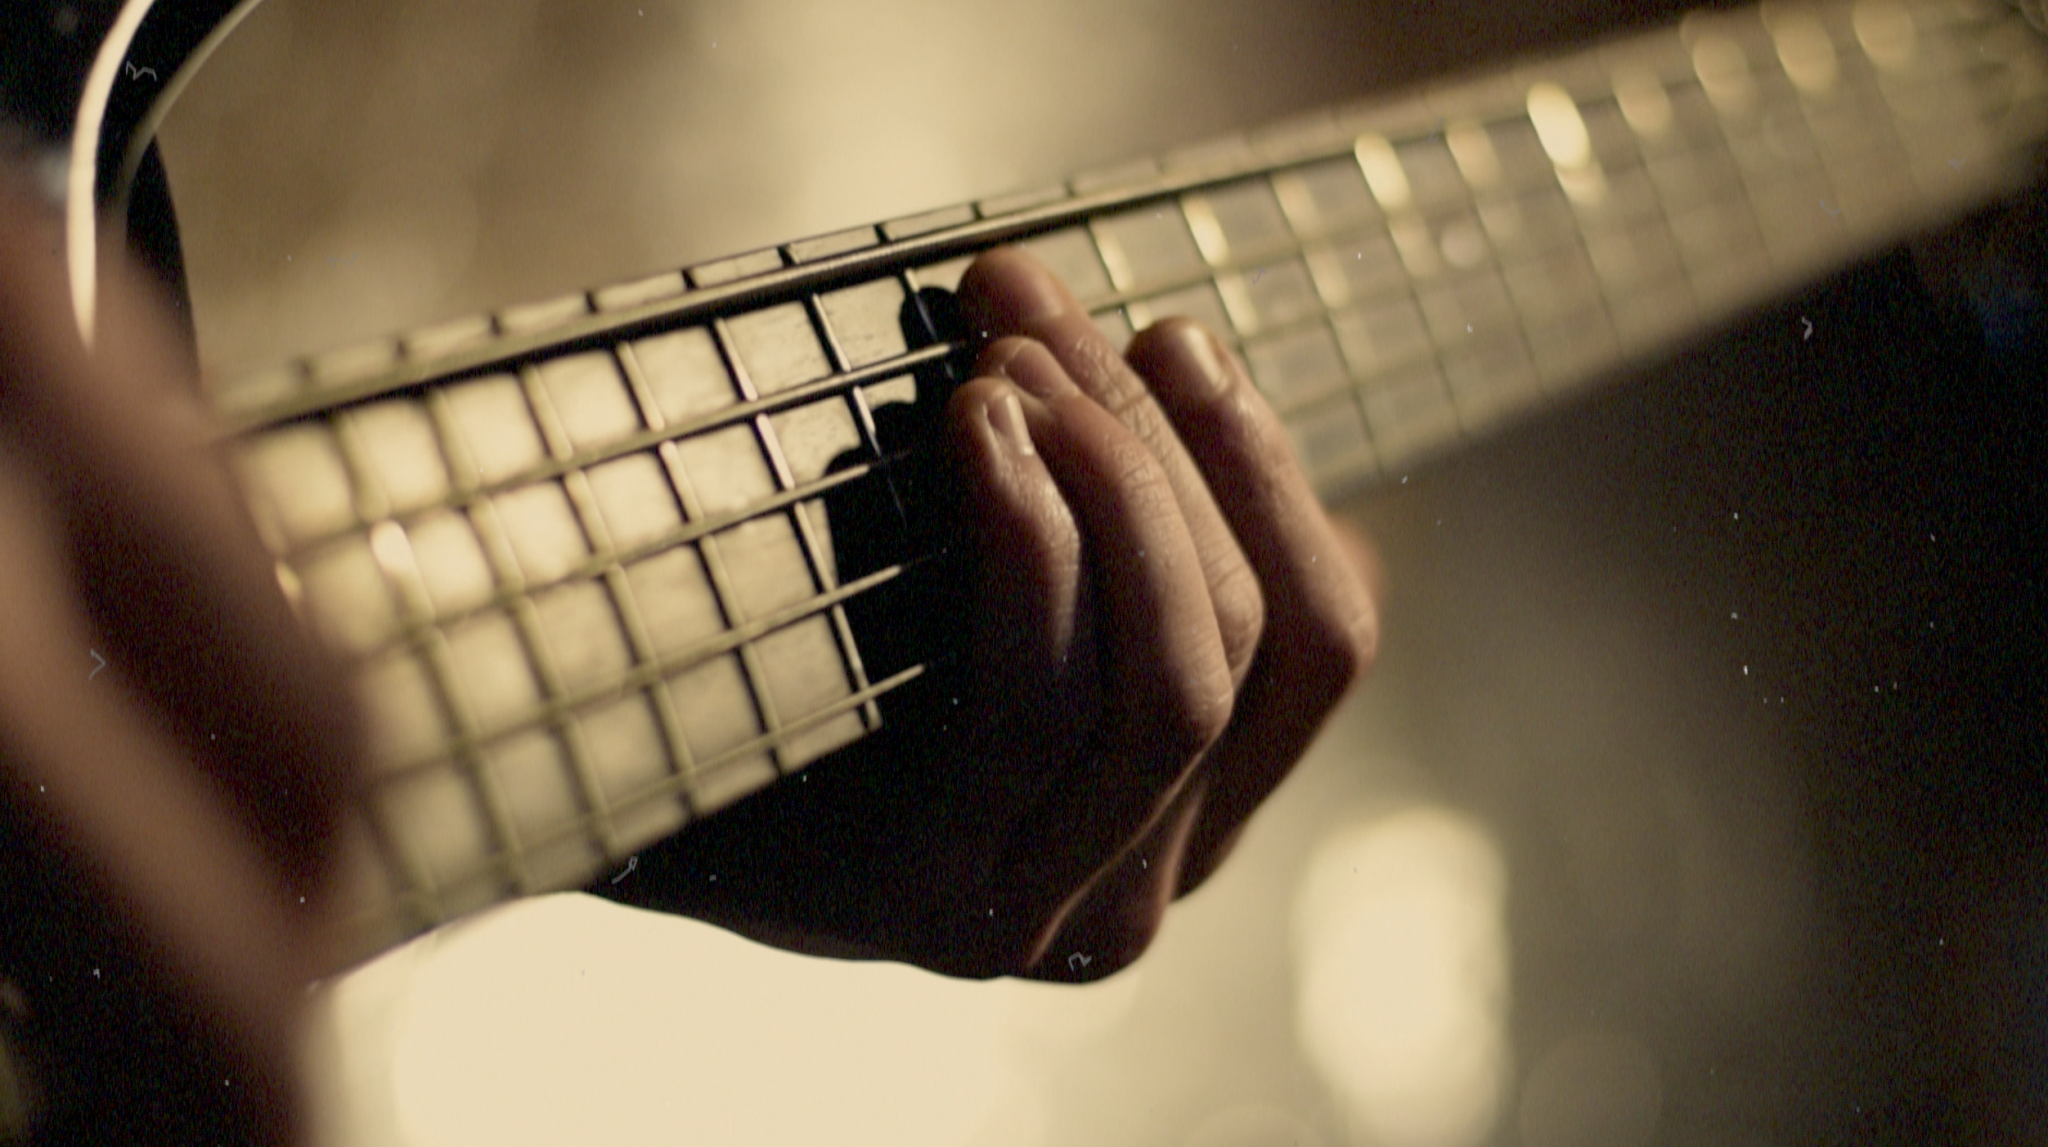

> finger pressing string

[
  {"left": 975, "top": 344, "right": 1235, "bottom": 933},
  {"left": 963, "top": 250, "right": 1265, "bottom": 686}
]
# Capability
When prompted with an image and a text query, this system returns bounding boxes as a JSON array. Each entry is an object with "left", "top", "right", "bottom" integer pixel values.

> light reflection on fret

[{"left": 216, "top": 0, "right": 2047, "bottom": 968}]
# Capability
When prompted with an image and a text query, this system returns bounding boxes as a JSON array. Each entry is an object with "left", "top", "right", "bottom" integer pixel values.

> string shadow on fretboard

[
  {"left": 821, "top": 284, "right": 975, "bottom": 720},
  {"left": 583, "top": 286, "right": 987, "bottom": 949}
]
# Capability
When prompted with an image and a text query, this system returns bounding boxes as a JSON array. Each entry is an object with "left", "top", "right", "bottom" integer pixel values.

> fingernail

[
  {"left": 987, "top": 389, "right": 1035, "bottom": 456},
  {"left": 1172, "top": 323, "right": 1233, "bottom": 397}
]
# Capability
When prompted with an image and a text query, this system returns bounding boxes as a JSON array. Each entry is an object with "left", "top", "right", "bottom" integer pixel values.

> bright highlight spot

[
  {"left": 1769, "top": 9, "right": 1841, "bottom": 95},
  {"left": 1292, "top": 807, "right": 1510, "bottom": 1147},
  {"left": 1852, "top": 0, "right": 1919, "bottom": 71},
  {"left": 1443, "top": 120, "right": 1500, "bottom": 190},
  {"left": 1613, "top": 70, "right": 1673, "bottom": 139},
  {"left": 1354, "top": 134, "right": 1412, "bottom": 213},
  {"left": 1526, "top": 83, "right": 1591, "bottom": 170},
  {"left": 1690, "top": 33, "right": 1758, "bottom": 117}
]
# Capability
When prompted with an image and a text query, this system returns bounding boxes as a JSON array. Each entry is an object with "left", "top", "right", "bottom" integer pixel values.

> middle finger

[{"left": 958, "top": 248, "right": 1265, "bottom": 687}]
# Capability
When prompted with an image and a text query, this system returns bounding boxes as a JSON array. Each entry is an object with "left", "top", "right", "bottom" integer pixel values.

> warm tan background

[{"left": 155, "top": 2, "right": 2037, "bottom": 1145}]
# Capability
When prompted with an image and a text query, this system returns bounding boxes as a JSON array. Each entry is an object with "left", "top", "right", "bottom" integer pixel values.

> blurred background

[{"left": 153, "top": 1, "right": 2046, "bottom": 1145}]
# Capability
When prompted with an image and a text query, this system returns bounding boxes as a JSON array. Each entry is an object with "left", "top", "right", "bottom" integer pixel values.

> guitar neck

[{"left": 213, "top": 0, "right": 2046, "bottom": 974}]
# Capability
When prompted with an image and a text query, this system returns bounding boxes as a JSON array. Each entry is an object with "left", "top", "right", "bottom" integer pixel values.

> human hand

[
  {"left": 0, "top": 170, "right": 364, "bottom": 1144},
  {"left": 613, "top": 247, "right": 1380, "bottom": 982}
]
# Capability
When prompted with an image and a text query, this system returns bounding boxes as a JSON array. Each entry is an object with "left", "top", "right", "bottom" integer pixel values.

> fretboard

[{"left": 209, "top": 0, "right": 2046, "bottom": 974}]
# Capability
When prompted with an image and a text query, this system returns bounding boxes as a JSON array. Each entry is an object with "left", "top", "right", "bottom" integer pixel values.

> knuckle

[
  {"left": 1107, "top": 436, "right": 1175, "bottom": 515},
  {"left": 1167, "top": 664, "right": 1237, "bottom": 757},
  {"left": 1052, "top": 326, "right": 1140, "bottom": 398}
]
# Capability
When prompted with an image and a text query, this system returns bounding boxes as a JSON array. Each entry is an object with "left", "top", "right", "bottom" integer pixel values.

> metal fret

[{"left": 235, "top": 0, "right": 2048, "bottom": 972}]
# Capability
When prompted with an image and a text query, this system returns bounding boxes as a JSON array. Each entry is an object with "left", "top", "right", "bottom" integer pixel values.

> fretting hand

[{"left": 607, "top": 247, "right": 1382, "bottom": 981}]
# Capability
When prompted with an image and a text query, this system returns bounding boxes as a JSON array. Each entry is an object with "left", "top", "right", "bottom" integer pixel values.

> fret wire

[
  {"left": 459, "top": 478, "right": 527, "bottom": 594},
  {"left": 841, "top": 365, "right": 910, "bottom": 534},
  {"left": 606, "top": 339, "right": 710, "bottom": 816},
  {"left": 642, "top": 425, "right": 775, "bottom": 789},
  {"left": 329, "top": 410, "right": 391, "bottom": 525},
  {"left": 701, "top": 317, "right": 791, "bottom": 773},
  {"left": 322, "top": 399, "right": 454, "bottom": 927},
  {"left": 613, "top": 339, "right": 667, "bottom": 436},
  {"left": 1187, "top": 176, "right": 1376, "bottom": 479},
  {"left": 1551, "top": 90, "right": 1665, "bottom": 376},
  {"left": 355, "top": 779, "right": 444, "bottom": 938},
  {"left": 370, "top": 558, "right": 927, "bottom": 784},
  {"left": 416, "top": 510, "right": 537, "bottom": 895},
  {"left": 810, "top": 276, "right": 899, "bottom": 469},
  {"left": 506, "top": 591, "right": 621, "bottom": 855},
  {"left": 432, "top": 374, "right": 577, "bottom": 897},
  {"left": 1088, "top": 218, "right": 1138, "bottom": 296},
  {"left": 1074, "top": 216, "right": 1134, "bottom": 354},
  {"left": 652, "top": 432, "right": 739, "bottom": 805},
  {"left": 599, "top": 562, "right": 705, "bottom": 815},
  {"left": 1277, "top": 159, "right": 1392, "bottom": 475},
  {"left": 747, "top": 391, "right": 871, "bottom": 758},
  {"left": 801, "top": 290, "right": 894, "bottom": 733},
  {"left": 1284, "top": 147, "right": 1425, "bottom": 472},
  {"left": 273, "top": 341, "right": 953, "bottom": 558},
  {"left": 1681, "top": 10, "right": 1829, "bottom": 317},
  {"left": 1692, "top": 103, "right": 1793, "bottom": 315},
  {"left": 1387, "top": 203, "right": 1489, "bottom": 441},
  {"left": 517, "top": 363, "right": 574, "bottom": 464},
  {"left": 1509, "top": 108, "right": 1622, "bottom": 394},
  {"left": 499, "top": 364, "right": 625, "bottom": 860},
  {"left": 1690, "top": 26, "right": 1788, "bottom": 290},
  {"left": 416, "top": 628, "right": 530, "bottom": 904},
  {"left": 422, "top": 386, "right": 481, "bottom": 500}
]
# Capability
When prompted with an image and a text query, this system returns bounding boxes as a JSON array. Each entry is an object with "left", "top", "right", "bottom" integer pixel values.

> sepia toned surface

[{"left": 156, "top": 1, "right": 2046, "bottom": 1145}]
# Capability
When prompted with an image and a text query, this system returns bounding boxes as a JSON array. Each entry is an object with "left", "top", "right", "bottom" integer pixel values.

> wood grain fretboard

[{"left": 208, "top": 0, "right": 2046, "bottom": 973}]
